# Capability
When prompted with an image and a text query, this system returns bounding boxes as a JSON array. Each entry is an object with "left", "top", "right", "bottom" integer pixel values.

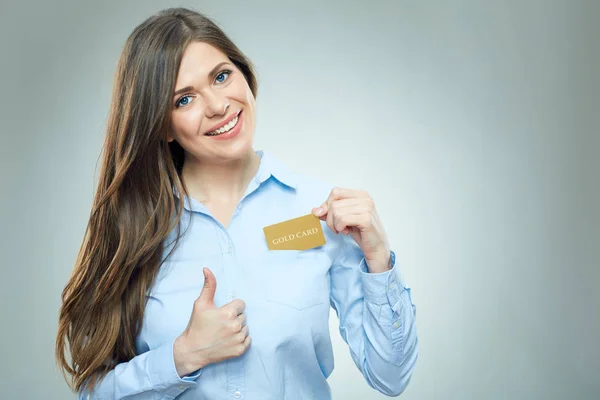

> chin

[{"left": 213, "top": 137, "right": 255, "bottom": 161}]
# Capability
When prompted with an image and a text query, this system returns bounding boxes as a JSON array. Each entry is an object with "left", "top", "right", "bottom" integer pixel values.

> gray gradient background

[{"left": 1, "top": 0, "right": 598, "bottom": 399}]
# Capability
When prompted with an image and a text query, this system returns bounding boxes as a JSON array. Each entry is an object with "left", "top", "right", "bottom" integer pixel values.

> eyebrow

[{"left": 172, "top": 61, "right": 232, "bottom": 97}]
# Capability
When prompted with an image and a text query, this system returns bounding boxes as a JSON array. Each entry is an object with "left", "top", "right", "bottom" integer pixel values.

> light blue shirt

[{"left": 80, "top": 149, "right": 418, "bottom": 399}]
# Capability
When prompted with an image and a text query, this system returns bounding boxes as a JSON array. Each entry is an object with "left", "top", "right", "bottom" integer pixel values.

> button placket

[
  {"left": 227, "top": 356, "right": 245, "bottom": 400},
  {"left": 220, "top": 233, "right": 244, "bottom": 400},
  {"left": 223, "top": 241, "right": 238, "bottom": 301}
]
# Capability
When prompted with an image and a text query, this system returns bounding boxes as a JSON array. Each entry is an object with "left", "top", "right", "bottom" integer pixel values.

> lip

[
  {"left": 207, "top": 110, "right": 243, "bottom": 141},
  {"left": 204, "top": 110, "right": 242, "bottom": 135}
]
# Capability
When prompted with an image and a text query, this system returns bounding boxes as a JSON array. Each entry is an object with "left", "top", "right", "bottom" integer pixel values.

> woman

[{"left": 56, "top": 7, "right": 418, "bottom": 399}]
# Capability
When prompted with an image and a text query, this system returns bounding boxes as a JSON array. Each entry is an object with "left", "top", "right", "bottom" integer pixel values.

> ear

[{"left": 167, "top": 132, "right": 175, "bottom": 143}]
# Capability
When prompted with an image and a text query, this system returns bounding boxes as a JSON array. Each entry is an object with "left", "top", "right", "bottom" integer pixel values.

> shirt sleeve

[
  {"left": 329, "top": 234, "right": 418, "bottom": 396},
  {"left": 77, "top": 338, "right": 202, "bottom": 400}
]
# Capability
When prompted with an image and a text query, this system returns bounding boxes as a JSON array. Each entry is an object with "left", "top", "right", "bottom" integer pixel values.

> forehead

[{"left": 175, "top": 41, "right": 229, "bottom": 85}]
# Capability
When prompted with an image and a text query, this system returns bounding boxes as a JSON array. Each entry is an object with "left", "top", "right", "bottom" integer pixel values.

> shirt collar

[
  {"left": 172, "top": 149, "right": 297, "bottom": 211},
  {"left": 253, "top": 149, "right": 297, "bottom": 190}
]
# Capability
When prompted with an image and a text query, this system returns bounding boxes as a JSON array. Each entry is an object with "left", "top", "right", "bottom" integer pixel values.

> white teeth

[{"left": 207, "top": 115, "right": 239, "bottom": 136}]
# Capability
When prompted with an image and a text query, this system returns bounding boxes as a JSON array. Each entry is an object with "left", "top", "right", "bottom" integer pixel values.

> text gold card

[{"left": 263, "top": 214, "right": 326, "bottom": 251}]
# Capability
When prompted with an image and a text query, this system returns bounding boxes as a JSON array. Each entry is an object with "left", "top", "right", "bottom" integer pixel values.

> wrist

[
  {"left": 366, "top": 251, "right": 392, "bottom": 273},
  {"left": 174, "top": 334, "right": 203, "bottom": 377}
]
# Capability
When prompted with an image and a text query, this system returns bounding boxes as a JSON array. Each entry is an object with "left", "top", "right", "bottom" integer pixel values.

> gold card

[{"left": 263, "top": 214, "right": 326, "bottom": 250}]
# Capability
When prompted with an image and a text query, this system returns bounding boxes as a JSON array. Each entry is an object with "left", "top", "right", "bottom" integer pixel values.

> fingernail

[{"left": 314, "top": 207, "right": 323, "bottom": 216}]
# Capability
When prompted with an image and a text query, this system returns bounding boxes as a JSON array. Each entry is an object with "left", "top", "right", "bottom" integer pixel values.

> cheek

[
  {"left": 173, "top": 108, "right": 204, "bottom": 138},
  {"left": 245, "top": 90, "right": 256, "bottom": 111},
  {"left": 230, "top": 78, "right": 255, "bottom": 108},
  {"left": 241, "top": 88, "right": 256, "bottom": 126}
]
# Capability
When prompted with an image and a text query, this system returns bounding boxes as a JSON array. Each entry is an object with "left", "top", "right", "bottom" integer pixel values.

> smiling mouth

[{"left": 205, "top": 110, "right": 242, "bottom": 136}]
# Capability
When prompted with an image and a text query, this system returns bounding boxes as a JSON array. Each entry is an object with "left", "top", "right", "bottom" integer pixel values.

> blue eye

[
  {"left": 175, "top": 95, "right": 192, "bottom": 108},
  {"left": 215, "top": 70, "right": 231, "bottom": 83},
  {"left": 174, "top": 70, "right": 232, "bottom": 109}
]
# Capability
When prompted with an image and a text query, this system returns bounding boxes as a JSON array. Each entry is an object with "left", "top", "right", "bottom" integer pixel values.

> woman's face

[{"left": 167, "top": 41, "right": 256, "bottom": 163}]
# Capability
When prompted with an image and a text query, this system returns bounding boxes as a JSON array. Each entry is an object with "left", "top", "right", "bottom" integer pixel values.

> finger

[
  {"left": 315, "top": 199, "right": 357, "bottom": 220},
  {"left": 312, "top": 204, "right": 328, "bottom": 220},
  {"left": 229, "top": 317, "right": 245, "bottom": 333},
  {"left": 326, "top": 200, "right": 370, "bottom": 234},
  {"left": 238, "top": 324, "right": 249, "bottom": 340},
  {"left": 232, "top": 334, "right": 252, "bottom": 357},
  {"left": 333, "top": 211, "right": 366, "bottom": 235},
  {"left": 330, "top": 198, "right": 361, "bottom": 209},
  {"left": 312, "top": 206, "right": 325, "bottom": 219},
  {"left": 332, "top": 208, "right": 371, "bottom": 233},
  {"left": 334, "top": 213, "right": 372, "bottom": 234},
  {"left": 331, "top": 199, "right": 371, "bottom": 215},
  {"left": 237, "top": 313, "right": 247, "bottom": 328},
  {"left": 330, "top": 199, "right": 373, "bottom": 233},
  {"left": 326, "top": 205, "right": 337, "bottom": 234},
  {"left": 243, "top": 334, "right": 252, "bottom": 349},
  {"left": 196, "top": 268, "right": 217, "bottom": 308},
  {"left": 222, "top": 298, "right": 246, "bottom": 318},
  {"left": 314, "top": 188, "right": 366, "bottom": 218},
  {"left": 231, "top": 325, "right": 249, "bottom": 346}
]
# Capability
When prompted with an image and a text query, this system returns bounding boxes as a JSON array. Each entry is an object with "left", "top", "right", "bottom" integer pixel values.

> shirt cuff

[
  {"left": 146, "top": 338, "right": 201, "bottom": 399},
  {"left": 359, "top": 251, "right": 404, "bottom": 305}
]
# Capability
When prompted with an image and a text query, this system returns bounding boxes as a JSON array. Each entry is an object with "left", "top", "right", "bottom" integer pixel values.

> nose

[{"left": 204, "top": 90, "right": 229, "bottom": 118}]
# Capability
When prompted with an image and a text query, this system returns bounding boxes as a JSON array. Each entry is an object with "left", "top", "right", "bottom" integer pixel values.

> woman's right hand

[{"left": 173, "top": 267, "right": 251, "bottom": 377}]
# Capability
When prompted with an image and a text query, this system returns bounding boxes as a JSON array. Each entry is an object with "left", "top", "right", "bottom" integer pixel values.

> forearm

[
  {"left": 360, "top": 284, "right": 418, "bottom": 396},
  {"left": 357, "top": 252, "right": 419, "bottom": 395},
  {"left": 79, "top": 338, "right": 200, "bottom": 400},
  {"left": 331, "top": 237, "right": 419, "bottom": 396}
]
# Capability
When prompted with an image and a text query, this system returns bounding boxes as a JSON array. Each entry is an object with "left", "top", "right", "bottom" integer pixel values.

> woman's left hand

[{"left": 312, "top": 187, "right": 391, "bottom": 273}]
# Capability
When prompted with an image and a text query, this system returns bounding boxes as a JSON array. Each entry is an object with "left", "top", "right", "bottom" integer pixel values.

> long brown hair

[{"left": 56, "top": 7, "right": 258, "bottom": 393}]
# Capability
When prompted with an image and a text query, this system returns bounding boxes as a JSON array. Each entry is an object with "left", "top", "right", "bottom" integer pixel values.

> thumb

[
  {"left": 197, "top": 267, "right": 217, "bottom": 309},
  {"left": 312, "top": 203, "right": 328, "bottom": 221}
]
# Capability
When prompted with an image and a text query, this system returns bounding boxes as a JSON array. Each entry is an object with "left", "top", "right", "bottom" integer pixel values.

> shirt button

[
  {"left": 225, "top": 246, "right": 234, "bottom": 254},
  {"left": 230, "top": 292, "right": 236, "bottom": 299},
  {"left": 393, "top": 321, "right": 400, "bottom": 329},
  {"left": 234, "top": 391, "right": 241, "bottom": 398},
  {"left": 388, "top": 283, "right": 394, "bottom": 290}
]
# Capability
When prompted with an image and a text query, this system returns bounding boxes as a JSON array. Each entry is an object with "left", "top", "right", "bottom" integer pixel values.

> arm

[
  {"left": 78, "top": 266, "right": 251, "bottom": 399},
  {"left": 77, "top": 338, "right": 202, "bottom": 400},
  {"left": 329, "top": 234, "right": 418, "bottom": 396}
]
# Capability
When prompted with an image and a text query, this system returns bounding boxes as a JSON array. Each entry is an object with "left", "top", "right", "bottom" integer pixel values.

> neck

[{"left": 181, "top": 149, "right": 261, "bottom": 205}]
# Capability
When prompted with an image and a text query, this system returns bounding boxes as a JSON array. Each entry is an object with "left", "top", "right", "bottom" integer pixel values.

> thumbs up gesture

[{"left": 173, "top": 267, "right": 251, "bottom": 377}]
